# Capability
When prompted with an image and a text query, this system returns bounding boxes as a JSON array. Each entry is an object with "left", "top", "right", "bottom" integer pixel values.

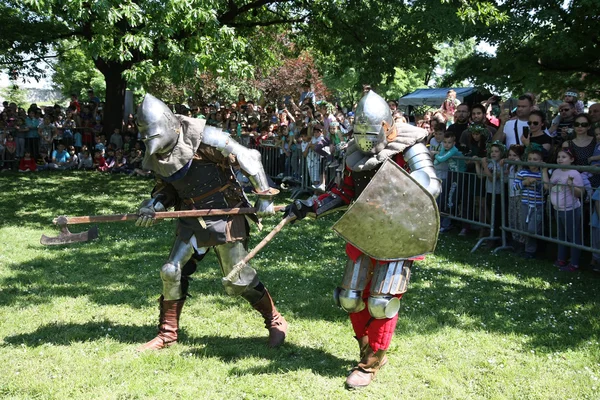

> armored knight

[
  {"left": 135, "top": 94, "right": 287, "bottom": 350},
  {"left": 285, "top": 90, "right": 440, "bottom": 389}
]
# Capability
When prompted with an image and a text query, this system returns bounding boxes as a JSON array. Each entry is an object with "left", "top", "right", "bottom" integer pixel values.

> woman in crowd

[
  {"left": 562, "top": 113, "right": 599, "bottom": 190},
  {"left": 520, "top": 110, "right": 552, "bottom": 158}
]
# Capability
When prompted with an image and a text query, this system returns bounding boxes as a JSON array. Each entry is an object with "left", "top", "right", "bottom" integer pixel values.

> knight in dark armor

[
  {"left": 135, "top": 94, "right": 287, "bottom": 350},
  {"left": 285, "top": 90, "right": 441, "bottom": 388}
]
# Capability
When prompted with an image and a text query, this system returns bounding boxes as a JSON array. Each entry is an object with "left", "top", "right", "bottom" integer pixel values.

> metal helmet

[
  {"left": 137, "top": 94, "right": 181, "bottom": 156},
  {"left": 353, "top": 90, "right": 393, "bottom": 154}
]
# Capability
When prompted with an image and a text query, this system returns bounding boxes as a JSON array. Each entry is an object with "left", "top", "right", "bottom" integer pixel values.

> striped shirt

[{"left": 513, "top": 169, "right": 544, "bottom": 205}]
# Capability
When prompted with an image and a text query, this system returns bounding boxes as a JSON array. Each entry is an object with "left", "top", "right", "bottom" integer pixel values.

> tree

[
  {"left": 0, "top": 84, "right": 28, "bottom": 108},
  {"left": 52, "top": 43, "right": 105, "bottom": 101},
  {"left": 444, "top": 0, "right": 600, "bottom": 99},
  {"left": 1, "top": 0, "right": 506, "bottom": 134}
]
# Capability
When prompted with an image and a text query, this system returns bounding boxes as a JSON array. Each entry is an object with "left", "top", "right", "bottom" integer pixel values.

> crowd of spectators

[
  {"left": 428, "top": 89, "right": 600, "bottom": 272},
  {"left": 2, "top": 83, "right": 600, "bottom": 271}
]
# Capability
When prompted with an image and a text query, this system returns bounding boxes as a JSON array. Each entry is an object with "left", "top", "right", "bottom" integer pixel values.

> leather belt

[{"left": 182, "top": 183, "right": 232, "bottom": 206}]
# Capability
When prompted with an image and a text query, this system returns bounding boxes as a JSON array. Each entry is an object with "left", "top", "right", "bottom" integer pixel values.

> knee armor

[
  {"left": 367, "top": 260, "right": 412, "bottom": 319},
  {"left": 334, "top": 255, "right": 373, "bottom": 313},
  {"left": 336, "top": 288, "right": 366, "bottom": 313},
  {"left": 161, "top": 262, "right": 183, "bottom": 300},
  {"left": 214, "top": 241, "right": 260, "bottom": 296}
]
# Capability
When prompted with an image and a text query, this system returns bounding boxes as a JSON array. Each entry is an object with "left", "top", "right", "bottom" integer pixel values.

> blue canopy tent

[{"left": 398, "top": 87, "right": 479, "bottom": 107}]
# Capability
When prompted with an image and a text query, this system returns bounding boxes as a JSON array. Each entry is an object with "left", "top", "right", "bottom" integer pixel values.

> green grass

[{"left": 0, "top": 171, "right": 599, "bottom": 399}]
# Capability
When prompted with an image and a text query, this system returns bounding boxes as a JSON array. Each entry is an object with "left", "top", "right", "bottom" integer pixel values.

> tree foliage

[
  {"left": 445, "top": 0, "right": 600, "bottom": 99},
  {"left": 52, "top": 43, "right": 106, "bottom": 100},
  {"left": 0, "top": 0, "right": 507, "bottom": 132}
]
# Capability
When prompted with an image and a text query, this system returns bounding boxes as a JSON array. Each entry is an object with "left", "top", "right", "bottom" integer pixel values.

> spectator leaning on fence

[
  {"left": 505, "top": 144, "right": 526, "bottom": 251},
  {"left": 513, "top": 146, "right": 545, "bottom": 259},
  {"left": 543, "top": 148, "right": 584, "bottom": 271},
  {"left": 476, "top": 141, "right": 506, "bottom": 241},
  {"left": 434, "top": 131, "right": 465, "bottom": 233}
]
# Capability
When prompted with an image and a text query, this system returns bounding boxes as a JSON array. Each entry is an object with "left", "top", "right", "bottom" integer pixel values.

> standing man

[
  {"left": 446, "top": 103, "right": 470, "bottom": 138},
  {"left": 549, "top": 102, "right": 577, "bottom": 142},
  {"left": 285, "top": 90, "right": 440, "bottom": 389},
  {"left": 493, "top": 94, "right": 533, "bottom": 147},
  {"left": 135, "top": 94, "right": 287, "bottom": 351},
  {"left": 459, "top": 104, "right": 496, "bottom": 146}
]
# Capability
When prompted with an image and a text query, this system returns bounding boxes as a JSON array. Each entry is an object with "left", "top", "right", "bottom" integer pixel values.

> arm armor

[
  {"left": 312, "top": 170, "right": 355, "bottom": 218},
  {"left": 403, "top": 143, "right": 442, "bottom": 199},
  {"left": 201, "top": 126, "right": 270, "bottom": 193}
]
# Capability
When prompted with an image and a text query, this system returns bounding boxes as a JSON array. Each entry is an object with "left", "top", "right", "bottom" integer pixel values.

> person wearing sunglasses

[
  {"left": 550, "top": 102, "right": 577, "bottom": 141},
  {"left": 521, "top": 110, "right": 552, "bottom": 156},
  {"left": 561, "top": 113, "right": 600, "bottom": 189}
]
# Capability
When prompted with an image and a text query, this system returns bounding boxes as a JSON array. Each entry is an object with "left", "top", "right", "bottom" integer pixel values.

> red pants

[{"left": 349, "top": 293, "right": 404, "bottom": 352}]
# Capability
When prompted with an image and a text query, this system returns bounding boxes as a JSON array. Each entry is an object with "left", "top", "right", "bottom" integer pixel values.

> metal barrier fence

[
  {"left": 252, "top": 143, "right": 338, "bottom": 199},
  {"left": 252, "top": 146, "right": 600, "bottom": 263},
  {"left": 439, "top": 156, "right": 600, "bottom": 260},
  {"left": 437, "top": 155, "right": 501, "bottom": 252},
  {"left": 496, "top": 159, "right": 600, "bottom": 261}
]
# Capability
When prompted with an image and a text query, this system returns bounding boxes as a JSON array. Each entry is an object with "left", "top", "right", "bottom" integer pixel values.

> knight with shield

[{"left": 284, "top": 90, "right": 441, "bottom": 389}]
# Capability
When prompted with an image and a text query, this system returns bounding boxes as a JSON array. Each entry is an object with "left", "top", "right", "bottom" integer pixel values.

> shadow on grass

[
  {"left": 2, "top": 321, "right": 352, "bottom": 378},
  {"left": 186, "top": 335, "right": 352, "bottom": 378},
  {"left": 2, "top": 172, "right": 599, "bottom": 355}
]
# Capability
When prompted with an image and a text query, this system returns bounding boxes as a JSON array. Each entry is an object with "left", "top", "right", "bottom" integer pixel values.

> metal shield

[{"left": 332, "top": 159, "right": 440, "bottom": 260}]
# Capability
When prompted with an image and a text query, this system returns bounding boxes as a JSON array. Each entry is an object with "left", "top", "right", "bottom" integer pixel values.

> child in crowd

[
  {"left": 111, "top": 149, "right": 128, "bottom": 173},
  {"left": 15, "top": 117, "right": 27, "bottom": 159},
  {"left": 429, "top": 124, "right": 445, "bottom": 150},
  {"left": 513, "top": 147, "right": 545, "bottom": 259},
  {"left": 122, "top": 134, "right": 132, "bottom": 153},
  {"left": 78, "top": 150, "right": 94, "bottom": 170},
  {"left": 434, "top": 131, "right": 465, "bottom": 232},
  {"left": 476, "top": 141, "right": 506, "bottom": 239},
  {"left": 543, "top": 148, "right": 584, "bottom": 271},
  {"left": 93, "top": 149, "right": 107, "bottom": 171},
  {"left": 64, "top": 145, "right": 79, "bottom": 169},
  {"left": 83, "top": 127, "right": 94, "bottom": 149},
  {"left": 100, "top": 149, "right": 115, "bottom": 172},
  {"left": 94, "top": 135, "right": 106, "bottom": 156},
  {"left": 38, "top": 116, "right": 56, "bottom": 162},
  {"left": 3, "top": 133, "right": 16, "bottom": 170},
  {"left": 109, "top": 128, "right": 123, "bottom": 150},
  {"left": 18, "top": 151, "right": 37, "bottom": 172},
  {"left": 305, "top": 124, "right": 326, "bottom": 191},
  {"left": 505, "top": 145, "right": 525, "bottom": 250},
  {"left": 73, "top": 129, "right": 83, "bottom": 153}
]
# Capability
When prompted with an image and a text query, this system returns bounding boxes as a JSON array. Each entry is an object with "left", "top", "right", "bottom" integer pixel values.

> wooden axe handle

[
  {"left": 224, "top": 214, "right": 296, "bottom": 282},
  {"left": 53, "top": 206, "right": 286, "bottom": 225}
]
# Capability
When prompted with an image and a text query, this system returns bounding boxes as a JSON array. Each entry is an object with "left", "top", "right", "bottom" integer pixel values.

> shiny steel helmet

[
  {"left": 353, "top": 90, "right": 393, "bottom": 154},
  {"left": 137, "top": 94, "right": 181, "bottom": 156}
]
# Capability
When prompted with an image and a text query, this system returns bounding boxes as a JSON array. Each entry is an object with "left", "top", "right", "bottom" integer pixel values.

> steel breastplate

[
  {"left": 352, "top": 168, "right": 379, "bottom": 198},
  {"left": 169, "top": 161, "right": 240, "bottom": 209}
]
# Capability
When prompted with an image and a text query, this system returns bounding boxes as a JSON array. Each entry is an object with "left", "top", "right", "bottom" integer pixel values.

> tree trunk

[{"left": 94, "top": 59, "right": 129, "bottom": 136}]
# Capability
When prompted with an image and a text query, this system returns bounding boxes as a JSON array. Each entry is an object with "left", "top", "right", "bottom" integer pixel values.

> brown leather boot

[
  {"left": 356, "top": 336, "right": 369, "bottom": 360},
  {"left": 137, "top": 296, "right": 185, "bottom": 351},
  {"left": 251, "top": 289, "right": 288, "bottom": 348},
  {"left": 345, "top": 345, "right": 388, "bottom": 389}
]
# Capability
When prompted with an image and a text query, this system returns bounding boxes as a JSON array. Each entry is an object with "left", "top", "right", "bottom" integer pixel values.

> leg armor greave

[
  {"left": 367, "top": 260, "right": 412, "bottom": 319},
  {"left": 162, "top": 235, "right": 207, "bottom": 300},
  {"left": 334, "top": 255, "right": 373, "bottom": 313},
  {"left": 214, "top": 240, "right": 261, "bottom": 298}
]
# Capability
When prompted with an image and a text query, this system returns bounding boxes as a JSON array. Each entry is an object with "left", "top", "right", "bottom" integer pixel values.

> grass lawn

[{"left": 0, "top": 170, "right": 599, "bottom": 400}]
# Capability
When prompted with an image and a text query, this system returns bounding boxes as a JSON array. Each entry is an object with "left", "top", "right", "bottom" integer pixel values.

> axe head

[{"left": 40, "top": 225, "right": 99, "bottom": 246}]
